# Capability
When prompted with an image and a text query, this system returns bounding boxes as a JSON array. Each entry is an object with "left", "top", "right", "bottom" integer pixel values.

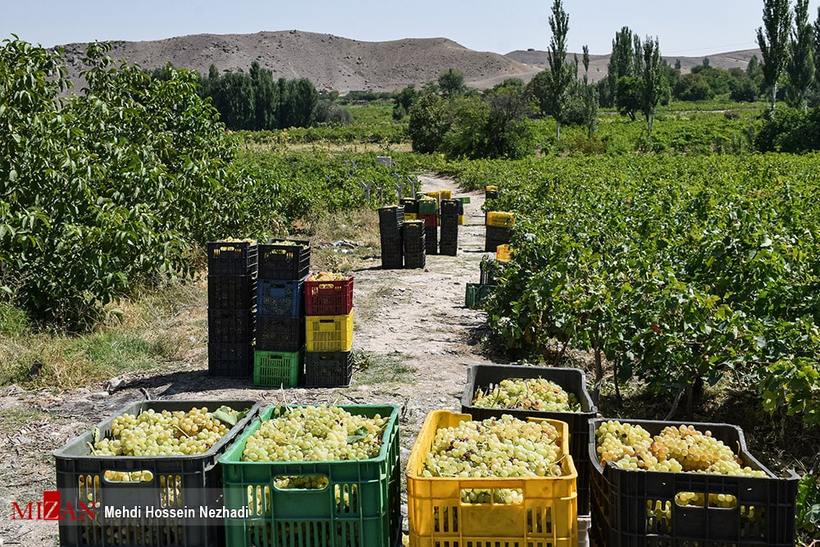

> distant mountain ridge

[{"left": 56, "top": 30, "right": 760, "bottom": 92}]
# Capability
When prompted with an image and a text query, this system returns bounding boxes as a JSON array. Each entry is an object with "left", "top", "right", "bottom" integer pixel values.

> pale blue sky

[{"left": 4, "top": 1, "right": 819, "bottom": 56}]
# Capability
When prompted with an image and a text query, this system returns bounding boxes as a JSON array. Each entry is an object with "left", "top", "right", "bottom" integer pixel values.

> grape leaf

[
  {"left": 347, "top": 426, "right": 369, "bottom": 444},
  {"left": 213, "top": 406, "right": 248, "bottom": 427}
]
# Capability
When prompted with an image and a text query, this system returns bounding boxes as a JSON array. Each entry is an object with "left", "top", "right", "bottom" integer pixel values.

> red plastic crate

[
  {"left": 304, "top": 277, "right": 354, "bottom": 316},
  {"left": 419, "top": 213, "right": 438, "bottom": 228}
]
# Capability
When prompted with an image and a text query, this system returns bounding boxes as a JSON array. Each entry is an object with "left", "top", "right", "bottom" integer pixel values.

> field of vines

[{"left": 447, "top": 154, "right": 819, "bottom": 434}]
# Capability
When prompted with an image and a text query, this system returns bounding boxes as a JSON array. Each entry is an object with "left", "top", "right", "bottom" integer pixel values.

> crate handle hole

[
  {"left": 460, "top": 488, "right": 523, "bottom": 505},
  {"left": 273, "top": 475, "right": 330, "bottom": 491},
  {"left": 103, "top": 470, "right": 154, "bottom": 484},
  {"left": 674, "top": 492, "right": 737, "bottom": 509}
]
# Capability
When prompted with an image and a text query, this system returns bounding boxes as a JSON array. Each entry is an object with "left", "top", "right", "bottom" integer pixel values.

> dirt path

[{"left": 0, "top": 175, "right": 500, "bottom": 546}]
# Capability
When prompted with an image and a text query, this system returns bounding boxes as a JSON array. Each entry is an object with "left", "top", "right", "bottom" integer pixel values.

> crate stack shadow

[
  {"left": 253, "top": 240, "right": 310, "bottom": 388},
  {"left": 207, "top": 241, "right": 257, "bottom": 378},
  {"left": 304, "top": 273, "right": 355, "bottom": 387},
  {"left": 379, "top": 205, "right": 405, "bottom": 269}
]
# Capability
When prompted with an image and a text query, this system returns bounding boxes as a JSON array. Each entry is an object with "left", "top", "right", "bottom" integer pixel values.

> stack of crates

[
  {"left": 439, "top": 199, "right": 459, "bottom": 256},
  {"left": 418, "top": 197, "right": 438, "bottom": 256},
  {"left": 253, "top": 240, "right": 310, "bottom": 388},
  {"left": 304, "top": 274, "right": 355, "bottom": 387},
  {"left": 400, "top": 198, "right": 419, "bottom": 221},
  {"left": 207, "top": 241, "right": 257, "bottom": 378},
  {"left": 402, "top": 220, "right": 426, "bottom": 269},
  {"left": 456, "top": 196, "right": 470, "bottom": 225},
  {"left": 485, "top": 211, "right": 515, "bottom": 252},
  {"left": 379, "top": 206, "right": 404, "bottom": 269}
]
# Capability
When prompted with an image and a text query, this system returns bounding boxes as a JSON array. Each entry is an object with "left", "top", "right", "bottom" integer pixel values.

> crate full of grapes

[
  {"left": 589, "top": 418, "right": 798, "bottom": 547},
  {"left": 407, "top": 410, "right": 578, "bottom": 547},
  {"left": 220, "top": 404, "right": 401, "bottom": 547},
  {"left": 54, "top": 400, "right": 260, "bottom": 547},
  {"left": 461, "top": 364, "right": 597, "bottom": 515}
]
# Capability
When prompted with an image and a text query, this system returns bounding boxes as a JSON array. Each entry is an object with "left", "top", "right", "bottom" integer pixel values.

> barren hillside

[
  {"left": 57, "top": 30, "right": 761, "bottom": 92},
  {"left": 59, "top": 30, "right": 540, "bottom": 92}
]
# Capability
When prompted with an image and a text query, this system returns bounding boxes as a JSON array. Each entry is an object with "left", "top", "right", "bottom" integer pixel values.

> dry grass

[
  {"left": 0, "top": 283, "right": 204, "bottom": 390},
  {"left": 298, "top": 209, "right": 381, "bottom": 273}
]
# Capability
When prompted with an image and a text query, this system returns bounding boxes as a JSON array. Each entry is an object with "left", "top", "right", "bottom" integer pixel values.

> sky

[{"left": 3, "top": 1, "right": 819, "bottom": 57}]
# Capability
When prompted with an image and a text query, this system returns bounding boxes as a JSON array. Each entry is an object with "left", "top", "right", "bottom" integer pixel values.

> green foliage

[
  {"left": 200, "top": 64, "right": 322, "bottom": 130},
  {"left": 542, "top": 0, "right": 573, "bottom": 139},
  {"left": 640, "top": 37, "right": 663, "bottom": 132},
  {"left": 444, "top": 154, "right": 820, "bottom": 425},
  {"left": 408, "top": 92, "right": 451, "bottom": 153},
  {"left": 392, "top": 85, "right": 418, "bottom": 120},
  {"left": 1, "top": 39, "right": 238, "bottom": 329},
  {"left": 755, "top": 106, "right": 820, "bottom": 151},
  {"left": 615, "top": 76, "right": 642, "bottom": 120},
  {"left": 438, "top": 69, "right": 466, "bottom": 98},
  {"left": 757, "top": 0, "right": 793, "bottom": 109},
  {"left": 606, "top": 27, "right": 636, "bottom": 106},
  {"left": 797, "top": 470, "right": 820, "bottom": 537},
  {"left": 786, "top": 0, "right": 816, "bottom": 109},
  {"left": 674, "top": 73, "right": 715, "bottom": 101}
]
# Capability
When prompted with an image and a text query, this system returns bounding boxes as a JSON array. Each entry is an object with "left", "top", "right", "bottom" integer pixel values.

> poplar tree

[
  {"left": 640, "top": 37, "right": 663, "bottom": 133},
  {"left": 545, "top": 0, "right": 572, "bottom": 140},
  {"left": 757, "top": 0, "right": 792, "bottom": 110},
  {"left": 787, "top": 0, "right": 815, "bottom": 109}
]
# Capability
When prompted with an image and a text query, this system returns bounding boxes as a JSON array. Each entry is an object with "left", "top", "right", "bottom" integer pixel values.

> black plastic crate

[
  {"left": 485, "top": 237, "right": 510, "bottom": 253},
  {"left": 404, "top": 256, "right": 426, "bottom": 269},
  {"left": 486, "top": 189, "right": 499, "bottom": 200},
  {"left": 440, "top": 199, "right": 460, "bottom": 216},
  {"left": 208, "top": 342, "right": 253, "bottom": 377},
  {"left": 207, "top": 241, "right": 258, "bottom": 276},
  {"left": 207, "top": 275, "right": 256, "bottom": 311},
  {"left": 257, "top": 239, "right": 310, "bottom": 280},
  {"left": 378, "top": 206, "right": 405, "bottom": 236},
  {"left": 55, "top": 400, "right": 261, "bottom": 547},
  {"left": 439, "top": 245, "right": 458, "bottom": 257},
  {"left": 208, "top": 309, "right": 255, "bottom": 344},
  {"left": 424, "top": 226, "right": 438, "bottom": 255},
  {"left": 462, "top": 364, "right": 597, "bottom": 515},
  {"left": 486, "top": 225, "right": 512, "bottom": 242},
  {"left": 588, "top": 418, "right": 798, "bottom": 547},
  {"left": 304, "top": 351, "right": 354, "bottom": 388},
  {"left": 255, "top": 315, "right": 304, "bottom": 352},
  {"left": 400, "top": 198, "right": 419, "bottom": 215}
]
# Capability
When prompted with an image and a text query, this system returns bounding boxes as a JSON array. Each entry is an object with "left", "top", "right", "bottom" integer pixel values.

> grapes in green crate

[
  {"left": 472, "top": 378, "right": 580, "bottom": 412},
  {"left": 422, "top": 415, "right": 565, "bottom": 504}
]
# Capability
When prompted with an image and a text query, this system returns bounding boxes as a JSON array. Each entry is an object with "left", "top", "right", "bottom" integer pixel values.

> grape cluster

[
  {"left": 472, "top": 378, "right": 580, "bottom": 412},
  {"left": 92, "top": 407, "right": 234, "bottom": 457},
  {"left": 422, "top": 415, "right": 565, "bottom": 504},
  {"left": 595, "top": 421, "right": 766, "bottom": 478},
  {"left": 242, "top": 406, "right": 388, "bottom": 463}
]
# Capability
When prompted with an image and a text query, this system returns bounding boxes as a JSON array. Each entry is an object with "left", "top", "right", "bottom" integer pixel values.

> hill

[{"left": 57, "top": 30, "right": 760, "bottom": 92}]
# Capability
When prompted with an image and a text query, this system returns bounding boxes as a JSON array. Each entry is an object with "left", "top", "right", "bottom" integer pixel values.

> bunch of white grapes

[
  {"left": 472, "top": 378, "right": 580, "bottom": 412},
  {"left": 596, "top": 421, "right": 766, "bottom": 478},
  {"left": 422, "top": 415, "right": 565, "bottom": 504},
  {"left": 92, "top": 407, "right": 233, "bottom": 458}
]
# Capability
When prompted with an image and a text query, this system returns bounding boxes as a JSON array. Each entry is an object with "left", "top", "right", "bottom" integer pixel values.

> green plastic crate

[
  {"left": 418, "top": 199, "right": 438, "bottom": 214},
  {"left": 465, "top": 283, "right": 496, "bottom": 309},
  {"left": 253, "top": 350, "right": 303, "bottom": 388},
  {"left": 221, "top": 405, "right": 401, "bottom": 547},
  {"left": 456, "top": 196, "right": 471, "bottom": 205}
]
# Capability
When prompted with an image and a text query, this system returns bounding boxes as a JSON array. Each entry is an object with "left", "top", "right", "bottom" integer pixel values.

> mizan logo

[{"left": 10, "top": 491, "right": 96, "bottom": 522}]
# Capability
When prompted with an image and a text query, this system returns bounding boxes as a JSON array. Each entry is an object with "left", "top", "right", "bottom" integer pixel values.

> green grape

[
  {"left": 421, "top": 415, "right": 565, "bottom": 504},
  {"left": 472, "top": 378, "right": 580, "bottom": 412},
  {"left": 92, "top": 407, "right": 236, "bottom": 457}
]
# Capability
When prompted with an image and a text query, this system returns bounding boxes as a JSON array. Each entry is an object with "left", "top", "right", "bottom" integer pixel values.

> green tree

[
  {"left": 786, "top": 0, "right": 816, "bottom": 110},
  {"left": 408, "top": 92, "right": 451, "bottom": 153},
  {"left": 640, "top": 37, "right": 663, "bottom": 133},
  {"left": 815, "top": 8, "right": 820, "bottom": 88},
  {"left": 633, "top": 35, "right": 644, "bottom": 75},
  {"left": 484, "top": 79, "right": 534, "bottom": 158},
  {"left": 674, "top": 73, "right": 714, "bottom": 101},
  {"left": 608, "top": 27, "right": 635, "bottom": 104},
  {"left": 438, "top": 69, "right": 466, "bottom": 98},
  {"left": 544, "top": 0, "right": 573, "bottom": 140},
  {"left": 702, "top": 57, "right": 711, "bottom": 68},
  {"left": 581, "top": 45, "right": 599, "bottom": 137},
  {"left": 757, "top": 0, "right": 793, "bottom": 110},
  {"left": 392, "top": 85, "right": 418, "bottom": 120},
  {"left": 674, "top": 58, "right": 682, "bottom": 70},
  {"left": 615, "top": 76, "right": 642, "bottom": 120},
  {"left": 250, "top": 61, "right": 278, "bottom": 130}
]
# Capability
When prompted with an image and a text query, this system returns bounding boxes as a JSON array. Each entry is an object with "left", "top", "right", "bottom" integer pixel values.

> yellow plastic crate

[
  {"left": 496, "top": 244, "right": 513, "bottom": 263},
  {"left": 424, "top": 191, "right": 441, "bottom": 202},
  {"left": 458, "top": 215, "right": 464, "bottom": 225},
  {"left": 439, "top": 190, "right": 452, "bottom": 200},
  {"left": 485, "top": 185, "right": 498, "bottom": 192},
  {"left": 305, "top": 313, "right": 354, "bottom": 352},
  {"left": 405, "top": 213, "right": 418, "bottom": 221},
  {"left": 407, "top": 410, "right": 578, "bottom": 547},
  {"left": 486, "top": 211, "right": 516, "bottom": 228}
]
